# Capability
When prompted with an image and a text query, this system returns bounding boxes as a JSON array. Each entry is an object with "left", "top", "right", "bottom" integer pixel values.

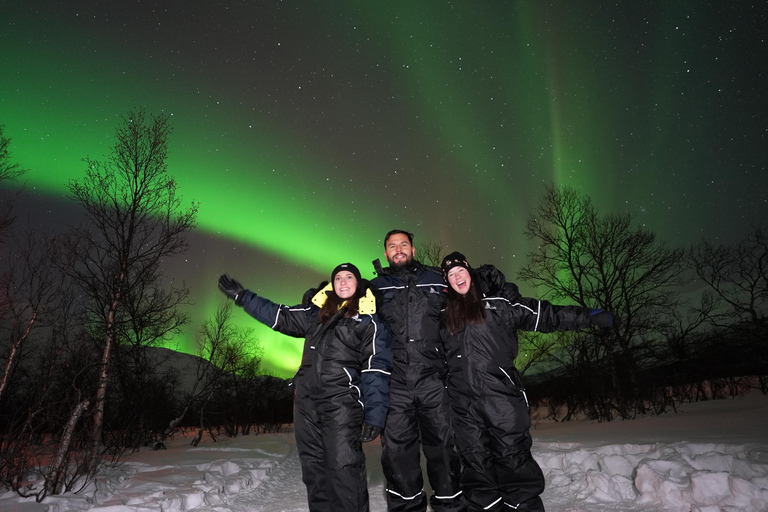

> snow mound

[
  {"left": 537, "top": 441, "right": 768, "bottom": 511},
  {"left": 90, "top": 457, "right": 279, "bottom": 511},
  {"left": 0, "top": 441, "right": 286, "bottom": 512}
]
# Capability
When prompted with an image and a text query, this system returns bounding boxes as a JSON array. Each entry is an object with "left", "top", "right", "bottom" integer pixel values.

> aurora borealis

[{"left": 2, "top": 1, "right": 766, "bottom": 377}]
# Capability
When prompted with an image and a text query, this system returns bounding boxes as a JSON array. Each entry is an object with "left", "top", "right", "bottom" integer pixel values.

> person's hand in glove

[
  {"left": 218, "top": 275, "right": 246, "bottom": 306},
  {"left": 361, "top": 423, "right": 382, "bottom": 443},
  {"left": 590, "top": 309, "right": 613, "bottom": 328}
]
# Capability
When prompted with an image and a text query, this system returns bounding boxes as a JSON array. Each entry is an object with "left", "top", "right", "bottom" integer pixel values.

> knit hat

[
  {"left": 331, "top": 262, "right": 362, "bottom": 284},
  {"left": 441, "top": 251, "right": 471, "bottom": 280}
]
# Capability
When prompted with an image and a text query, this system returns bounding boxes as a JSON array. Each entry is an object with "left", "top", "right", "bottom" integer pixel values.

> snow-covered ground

[{"left": 2, "top": 392, "right": 767, "bottom": 512}]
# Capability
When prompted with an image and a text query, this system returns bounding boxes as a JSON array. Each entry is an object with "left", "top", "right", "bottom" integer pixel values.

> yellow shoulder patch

[
  {"left": 358, "top": 288, "right": 377, "bottom": 315},
  {"left": 311, "top": 282, "right": 334, "bottom": 309}
]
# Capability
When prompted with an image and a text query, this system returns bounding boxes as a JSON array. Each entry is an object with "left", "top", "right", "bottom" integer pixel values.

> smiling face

[
  {"left": 333, "top": 270, "right": 358, "bottom": 300},
  {"left": 385, "top": 232, "right": 415, "bottom": 268},
  {"left": 447, "top": 266, "right": 472, "bottom": 295}
]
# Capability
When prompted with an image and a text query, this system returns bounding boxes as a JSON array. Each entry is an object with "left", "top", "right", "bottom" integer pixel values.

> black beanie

[
  {"left": 331, "top": 262, "right": 362, "bottom": 284},
  {"left": 441, "top": 251, "right": 471, "bottom": 279}
]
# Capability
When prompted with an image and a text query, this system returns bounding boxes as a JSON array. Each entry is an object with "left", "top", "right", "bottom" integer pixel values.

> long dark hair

[
  {"left": 318, "top": 286, "right": 362, "bottom": 324},
  {"left": 444, "top": 274, "right": 486, "bottom": 336}
]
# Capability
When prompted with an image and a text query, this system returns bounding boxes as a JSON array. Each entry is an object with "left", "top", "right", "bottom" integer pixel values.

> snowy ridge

[
  {"left": 88, "top": 449, "right": 284, "bottom": 511},
  {"left": 2, "top": 394, "right": 767, "bottom": 511},
  {"left": 1, "top": 437, "right": 289, "bottom": 512},
  {"left": 537, "top": 441, "right": 768, "bottom": 511}
]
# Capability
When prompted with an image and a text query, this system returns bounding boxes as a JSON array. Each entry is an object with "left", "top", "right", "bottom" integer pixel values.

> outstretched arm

[
  {"left": 218, "top": 274, "right": 314, "bottom": 337},
  {"left": 508, "top": 296, "right": 612, "bottom": 333}
]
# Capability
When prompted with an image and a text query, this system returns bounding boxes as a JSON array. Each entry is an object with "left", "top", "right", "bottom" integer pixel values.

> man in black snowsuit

[{"left": 371, "top": 230, "right": 466, "bottom": 512}]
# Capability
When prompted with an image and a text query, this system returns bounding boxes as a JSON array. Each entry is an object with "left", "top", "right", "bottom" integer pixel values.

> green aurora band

[{"left": 2, "top": 1, "right": 765, "bottom": 376}]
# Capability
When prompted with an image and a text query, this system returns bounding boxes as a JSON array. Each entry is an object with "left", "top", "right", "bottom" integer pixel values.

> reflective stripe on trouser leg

[
  {"left": 384, "top": 487, "right": 427, "bottom": 512},
  {"left": 503, "top": 496, "right": 544, "bottom": 511},
  {"left": 483, "top": 497, "right": 503, "bottom": 510}
]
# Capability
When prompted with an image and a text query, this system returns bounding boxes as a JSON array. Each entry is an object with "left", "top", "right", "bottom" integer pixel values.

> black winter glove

[
  {"left": 361, "top": 423, "right": 382, "bottom": 443},
  {"left": 218, "top": 274, "right": 246, "bottom": 306},
  {"left": 590, "top": 309, "right": 614, "bottom": 328}
]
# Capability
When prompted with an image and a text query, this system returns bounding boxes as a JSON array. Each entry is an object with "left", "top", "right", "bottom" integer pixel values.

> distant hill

[
  {"left": 142, "top": 346, "right": 290, "bottom": 396},
  {"left": 144, "top": 346, "right": 208, "bottom": 395}
]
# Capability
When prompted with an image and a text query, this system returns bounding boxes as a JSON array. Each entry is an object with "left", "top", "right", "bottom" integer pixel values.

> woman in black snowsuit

[
  {"left": 439, "top": 252, "right": 612, "bottom": 512},
  {"left": 218, "top": 263, "right": 392, "bottom": 512}
]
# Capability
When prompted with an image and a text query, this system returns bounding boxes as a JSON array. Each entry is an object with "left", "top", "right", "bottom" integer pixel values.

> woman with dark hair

[
  {"left": 218, "top": 263, "right": 392, "bottom": 512},
  {"left": 439, "top": 252, "right": 612, "bottom": 512}
]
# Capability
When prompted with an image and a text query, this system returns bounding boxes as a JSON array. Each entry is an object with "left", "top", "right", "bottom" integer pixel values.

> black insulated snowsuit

[
  {"left": 241, "top": 284, "right": 392, "bottom": 512},
  {"left": 372, "top": 262, "right": 466, "bottom": 512},
  {"left": 441, "top": 272, "right": 593, "bottom": 512}
]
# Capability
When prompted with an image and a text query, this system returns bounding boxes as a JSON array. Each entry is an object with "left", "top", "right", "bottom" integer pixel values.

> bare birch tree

[
  {"left": 416, "top": 240, "right": 447, "bottom": 268},
  {"left": 688, "top": 224, "right": 768, "bottom": 392},
  {"left": 63, "top": 109, "right": 197, "bottom": 474},
  {"left": 520, "top": 184, "right": 686, "bottom": 419},
  {"left": 0, "top": 228, "right": 66, "bottom": 404},
  {"left": 0, "top": 124, "right": 27, "bottom": 240},
  {"left": 187, "top": 302, "right": 257, "bottom": 446},
  {"left": 0, "top": 125, "right": 25, "bottom": 183},
  {"left": 688, "top": 224, "right": 768, "bottom": 329}
]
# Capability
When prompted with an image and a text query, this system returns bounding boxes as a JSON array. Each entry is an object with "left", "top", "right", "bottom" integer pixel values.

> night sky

[{"left": 2, "top": 1, "right": 766, "bottom": 377}]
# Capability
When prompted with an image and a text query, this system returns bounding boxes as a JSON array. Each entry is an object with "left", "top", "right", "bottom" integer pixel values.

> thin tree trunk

[
  {"left": 0, "top": 310, "right": 40, "bottom": 403},
  {"left": 191, "top": 404, "right": 206, "bottom": 447},
  {"left": 87, "top": 299, "right": 119, "bottom": 474},
  {"left": 153, "top": 405, "right": 191, "bottom": 450},
  {"left": 45, "top": 398, "right": 90, "bottom": 496}
]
